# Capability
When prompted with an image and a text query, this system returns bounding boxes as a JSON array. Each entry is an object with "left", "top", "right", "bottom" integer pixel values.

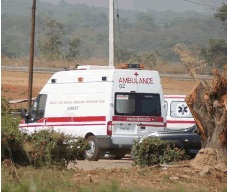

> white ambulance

[
  {"left": 20, "top": 64, "right": 166, "bottom": 161},
  {"left": 164, "top": 95, "right": 195, "bottom": 130}
]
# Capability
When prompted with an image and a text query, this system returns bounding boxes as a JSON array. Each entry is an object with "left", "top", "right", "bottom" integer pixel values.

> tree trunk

[{"left": 185, "top": 68, "right": 227, "bottom": 166}]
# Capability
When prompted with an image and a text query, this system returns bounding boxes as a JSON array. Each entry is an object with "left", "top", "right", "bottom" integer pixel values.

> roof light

[
  {"left": 78, "top": 77, "right": 83, "bottom": 82},
  {"left": 118, "top": 63, "right": 144, "bottom": 69}
]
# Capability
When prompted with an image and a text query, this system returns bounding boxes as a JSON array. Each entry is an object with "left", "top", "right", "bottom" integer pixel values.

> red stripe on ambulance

[
  {"left": 19, "top": 123, "right": 106, "bottom": 128},
  {"left": 46, "top": 116, "right": 106, "bottom": 123}
]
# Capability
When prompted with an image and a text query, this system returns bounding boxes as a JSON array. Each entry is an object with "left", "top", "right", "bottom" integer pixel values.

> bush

[
  {"left": 1, "top": 96, "right": 89, "bottom": 167},
  {"left": 2, "top": 122, "right": 89, "bottom": 167},
  {"left": 1, "top": 97, "right": 11, "bottom": 116},
  {"left": 23, "top": 128, "right": 89, "bottom": 167},
  {"left": 1, "top": 115, "right": 27, "bottom": 163},
  {"left": 131, "top": 137, "right": 188, "bottom": 167}
]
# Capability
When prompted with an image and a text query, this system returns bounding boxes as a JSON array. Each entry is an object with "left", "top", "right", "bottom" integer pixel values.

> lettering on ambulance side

[
  {"left": 118, "top": 77, "right": 154, "bottom": 89},
  {"left": 67, "top": 106, "right": 78, "bottom": 110},
  {"left": 50, "top": 100, "right": 105, "bottom": 104}
]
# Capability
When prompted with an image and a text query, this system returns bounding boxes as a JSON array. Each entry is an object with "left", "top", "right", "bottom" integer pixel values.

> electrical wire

[
  {"left": 116, "top": 0, "right": 123, "bottom": 63},
  {"left": 182, "top": 0, "right": 219, "bottom": 9}
]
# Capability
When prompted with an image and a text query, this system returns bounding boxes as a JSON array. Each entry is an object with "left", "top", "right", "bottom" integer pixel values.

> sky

[{"left": 41, "top": 0, "right": 224, "bottom": 13}]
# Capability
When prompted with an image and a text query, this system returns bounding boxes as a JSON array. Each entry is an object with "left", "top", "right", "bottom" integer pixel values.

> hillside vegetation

[{"left": 2, "top": 0, "right": 227, "bottom": 64}]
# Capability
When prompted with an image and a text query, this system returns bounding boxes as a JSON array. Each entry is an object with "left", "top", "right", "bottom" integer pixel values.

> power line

[{"left": 182, "top": 0, "right": 219, "bottom": 9}]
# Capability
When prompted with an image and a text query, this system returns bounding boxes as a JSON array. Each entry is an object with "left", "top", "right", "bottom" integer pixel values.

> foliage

[
  {"left": 127, "top": 53, "right": 143, "bottom": 64},
  {"left": 22, "top": 129, "right": 89, "bottom": 167},
  {"left": 172, "top": 43, "right": 207, "bottom": 74},
  {"left": 200, "top": 38, "right": 227, "bottom": 69},
  {"left": 115, "top": 45, "right": 135, "bottom": 63},
  {"left": 132, "top": 137, "right": 188, "bottom": 167},
  {"left": 2, "top": 0, "right": 227, "bottom": 61},
  {"left": 2, "top": 123, "right": 89, "bottom": 167},
  {"left": 39, "top": 20, "right": 65, "bottom": 61},
  {"left": 135, "top": 12, "right": 156, "bottom": 31},
  {"left": 1, "top": 97, "right": 11, "bottom": 116},
  {"left": 1, "top": 115, "right": 26, "bottom": 163},
  {"left": 66, "top": 38, "right": 81, "bottom": 61},
  {"left": 125, "top": 52, "right": 158, "bottom": 69},
  {"left": 214, "top": 3, "right": 227, "bottom": 23},
  {"left": 1, "top": 97, "right": 89, "bottom": 167}
]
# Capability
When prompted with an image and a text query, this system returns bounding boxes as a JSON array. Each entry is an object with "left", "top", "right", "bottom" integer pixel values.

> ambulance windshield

[{"left": 115, "top": 93, "right": 161, "bottom": 116}]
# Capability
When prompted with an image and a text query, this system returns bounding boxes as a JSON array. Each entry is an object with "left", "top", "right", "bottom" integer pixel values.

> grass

[{"left": 2, "top": 163, "right": 227, "bottom": 192}]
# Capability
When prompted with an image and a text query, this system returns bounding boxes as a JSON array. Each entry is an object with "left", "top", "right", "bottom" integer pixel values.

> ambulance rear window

[{"left": 115, "top": 93, "right": 161, "bottom": 116}]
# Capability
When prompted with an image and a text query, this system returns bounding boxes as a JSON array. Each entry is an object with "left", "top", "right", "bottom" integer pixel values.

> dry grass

[
  {"left": 1, "top": 56, "right": 109, "bottom": 69},
  {"left": 2, "top": 160, "right": 227, "bottom": 192}
]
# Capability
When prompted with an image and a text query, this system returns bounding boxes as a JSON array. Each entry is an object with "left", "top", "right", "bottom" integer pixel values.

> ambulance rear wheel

[{"left": 85, "top": 136, "right": 103, "bottom": 161}]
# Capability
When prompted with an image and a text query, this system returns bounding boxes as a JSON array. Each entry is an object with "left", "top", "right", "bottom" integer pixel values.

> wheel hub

[{"left": 85, "top": 140, "right": 95, "bottom": 158}]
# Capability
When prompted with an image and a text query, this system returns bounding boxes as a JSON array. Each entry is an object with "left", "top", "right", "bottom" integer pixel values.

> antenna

[{"left": 109, "top": 0, "right": 115, "bottom": 66}]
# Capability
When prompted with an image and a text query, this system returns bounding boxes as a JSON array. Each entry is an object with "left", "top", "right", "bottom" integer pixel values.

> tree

[
  {"left": 200, "top": 38, "right": 227, "bottom": 69},
  {"left": 66, "top": 38, "right": 81, "bottom": 61},
  {"left": 39, "top": 20, "right": 65, "bottom": 60},
  {"left": 172, "top": 43, "right": 207, "bottom": 75},
  {"left": 114, "top": 45, "right": 135, "bottom": 63},
  {"left": 185, "top": 68, "right": 227, "bottom": 168},
  {"left": 214, "top": 3, "right": 227, "bottom": 23},
  {"left": 135, "top": 12, "right": 156, "bottom": 31}
]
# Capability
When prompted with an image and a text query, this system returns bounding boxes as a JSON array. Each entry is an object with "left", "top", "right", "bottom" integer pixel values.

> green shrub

[
  {"left": 1, "top": 97, "right": 89, "bottom": 167},
  {"left": 1, "top": 114, "right": 27, "bottom": 163},
  {"left": 131, "top": 137, "right": 188, "bottom": 167},
  {"left": 1, "top": 97, "right": 11, "bottom": 116},
  {"left": 23, "top": 128, "right": 89, "bottom": 168}
]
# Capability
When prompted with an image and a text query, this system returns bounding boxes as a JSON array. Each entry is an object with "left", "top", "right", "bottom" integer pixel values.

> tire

[
  {"left": 112, "top": 151, "right": 127, "bottom": 160},
  {"left": 84, "top": 136, "right": 103, "bottom": 161}
]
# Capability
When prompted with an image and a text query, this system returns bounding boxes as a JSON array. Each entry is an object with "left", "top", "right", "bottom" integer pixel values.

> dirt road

[{"left": 69, "top": 158, "right": 133, "bottom": 170}]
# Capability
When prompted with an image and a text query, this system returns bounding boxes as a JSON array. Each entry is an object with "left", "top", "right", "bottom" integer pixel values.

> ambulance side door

[{"left": 26, "top": 94, "right": 48, "bottom": 132}]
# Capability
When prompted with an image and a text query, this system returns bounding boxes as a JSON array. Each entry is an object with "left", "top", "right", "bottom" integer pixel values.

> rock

[
  {"left": 214, "top": 163, "right": 227, "bottom": 173},
  {"left": 170, "top": 176, "right": 180, "bottom": 180},
  {"left": 179, "top": 175, "right": 191, "bottom": 179},
  {"left": 199, "top": 167, "right": 211, "bottom": 177},
  {"left": 189, "top": 148, "right": 224, "bottom": 170}
]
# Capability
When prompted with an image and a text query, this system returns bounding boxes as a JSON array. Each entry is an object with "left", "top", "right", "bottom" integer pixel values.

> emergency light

[{"left": 118, "top": 63, "right": 144, "bottom": 69}]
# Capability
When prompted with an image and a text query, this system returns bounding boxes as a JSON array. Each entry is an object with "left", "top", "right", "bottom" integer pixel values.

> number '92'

[{"left": 119, "top": 84, "right": 125, "bottom": 89}]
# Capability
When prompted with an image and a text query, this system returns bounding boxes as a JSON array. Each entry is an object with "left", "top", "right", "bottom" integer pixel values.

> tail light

[{"left": 107, "top": 121, "right": 112, "bottom": 136}]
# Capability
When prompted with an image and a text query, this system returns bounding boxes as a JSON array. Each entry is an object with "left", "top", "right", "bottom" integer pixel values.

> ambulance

[
  {"left": 19, "top": 64, "right": 166, "bottom": 161},
  {"left": 164, "top": 95, "right": 195, "bottom": 130}
]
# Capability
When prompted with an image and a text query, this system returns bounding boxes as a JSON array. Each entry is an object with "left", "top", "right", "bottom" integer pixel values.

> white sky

[{"left": 42, "top": 0, "right": 223, "bottom": 13}]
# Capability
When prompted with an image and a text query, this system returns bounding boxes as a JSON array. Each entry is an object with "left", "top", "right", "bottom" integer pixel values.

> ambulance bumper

[{"left": 96, "top": 135, "right": 139, "bottom": 150}]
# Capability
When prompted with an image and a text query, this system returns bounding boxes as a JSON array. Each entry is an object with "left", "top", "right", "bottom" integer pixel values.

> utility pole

[
  {"left": 28, "top": 0, "right": 36, "bottom": 112},
  {"left": 109, "top": 0, "right": 114, "bottom": 66}
]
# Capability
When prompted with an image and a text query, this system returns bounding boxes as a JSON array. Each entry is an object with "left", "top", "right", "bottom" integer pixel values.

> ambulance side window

[
  {"left": 170, "top": 101, "right": 193, "bottom": 118},
  {"left": 30, "top": 94, "right": 47, "bottom": 122}
]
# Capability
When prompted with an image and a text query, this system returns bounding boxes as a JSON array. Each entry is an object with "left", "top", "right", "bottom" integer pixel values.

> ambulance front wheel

[{"left": 85, "top": 136, "right": 103, "bottom": 161}]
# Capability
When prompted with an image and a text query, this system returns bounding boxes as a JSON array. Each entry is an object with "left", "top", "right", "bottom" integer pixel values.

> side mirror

[{"left": 21, "top": 109, "right": 27, "bottom": 119}]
